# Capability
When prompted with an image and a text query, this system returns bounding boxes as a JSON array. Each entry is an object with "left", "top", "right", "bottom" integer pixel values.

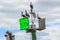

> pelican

[
  {"left": 37, "top": 14, "right": 41, "bottom": 19},
  {"left": 21, "top": 12, "right": 26, "bottom": 17},
  {"left": 25, "top": 10, "right": 30, "bottom": 17},
  {"left": 30, "top": 2, "right": 33, "bottom": 9},
  {"left": 32, "top": 12, "right": 36, "bottom": 18}
]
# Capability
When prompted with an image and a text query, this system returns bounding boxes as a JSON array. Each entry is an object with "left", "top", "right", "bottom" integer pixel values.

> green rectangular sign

[{"left": 19, "top": 17, "right": 29, "bottom": 30}]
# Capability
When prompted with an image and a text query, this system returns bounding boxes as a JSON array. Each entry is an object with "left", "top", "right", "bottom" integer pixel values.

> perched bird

[
  {"left": 37, "top": 14, "right": 41, "bottom": 19},
  {"left": 32, "top": 12, "right": 36, "bottom": 18},
  {"left": 30, "top": 2, "right": 33, "bottom": 9},
  {"left": 25, "top": 10, "right": 30, "bottom": 17},
  {"left": 6, "top": 31, "right": 12, "bottom": 35},
  {"left": 21, "top": 12, "right": 26, "bottom": 17}
]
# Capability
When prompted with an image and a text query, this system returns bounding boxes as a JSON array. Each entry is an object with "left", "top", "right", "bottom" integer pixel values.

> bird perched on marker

[
  {"left": 32, "top": 12, "right": 36, "bottom": 18},
  {"left": 30, "top": 2, "right": 33, "bottom": 9},
  {"left": 6, "top": 31, "right": 12, "bottom": 35},
  {"left": 37, "top": 14, "right": 41, "bottom": 19},
  {"left": 21, "top": 12, "right": 26, "bottom": 17},
  {"left": 25, "top": 10, "right": 30, "bottom": 17}
]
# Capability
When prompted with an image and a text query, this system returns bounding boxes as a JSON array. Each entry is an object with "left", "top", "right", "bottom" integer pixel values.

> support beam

[{"left": 31, "top": 31, "right": 36, "bottom": 40}]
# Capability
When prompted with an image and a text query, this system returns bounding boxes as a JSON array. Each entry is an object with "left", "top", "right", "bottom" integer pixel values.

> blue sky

[{"left": 0, "top": 0, "right": 60, "bottom": 40}]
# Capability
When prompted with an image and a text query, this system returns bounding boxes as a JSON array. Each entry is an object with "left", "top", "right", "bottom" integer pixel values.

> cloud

[
  {"left": 0, "top": 12, "right": 20, "bottom": 29},
  {"left": 0, "top": 5, "right": 4, "bottom": 9},
  {"left": 6, "top": 25, "right": 59, "bottom": 40}
]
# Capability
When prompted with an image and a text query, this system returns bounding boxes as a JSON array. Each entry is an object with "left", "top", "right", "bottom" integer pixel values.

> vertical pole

[
  {"left": 31, "top": 31, "right": 36, "bottom": 40},
  {"left": 30, "top": 2, "right": 36, "bottom": 40}
]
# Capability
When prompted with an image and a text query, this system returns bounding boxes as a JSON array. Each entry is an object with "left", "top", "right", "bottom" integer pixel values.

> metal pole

[{"left": 31, "top": 31, "right": 36, "bottom": 40}]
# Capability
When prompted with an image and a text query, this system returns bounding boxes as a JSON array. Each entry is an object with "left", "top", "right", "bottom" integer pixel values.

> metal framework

[
  {"left": 5, "top": 31, "right": 15, "bottom": 40},
  {"left": 21, "top": 2, "right": 46, "bottom": 40}
]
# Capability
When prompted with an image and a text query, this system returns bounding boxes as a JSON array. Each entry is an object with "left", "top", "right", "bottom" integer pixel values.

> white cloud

[
  {"left": 4, "top": 25, "right": 58, "bottom": 40},
  {"left": 0, "top": 13, "right": 19, "bottom": 29},
  {"left": 0, "top": 0, "right": 20, "bottom": 3},
  {"left": 39, "top": 0, "right": 60, "bottom": 2},
  {"left": 0, "top": 5, "right": 4, "bottom": 9},
  {"left": 1, "top": 26, "right": 60, "bottom": 40},
  {"left": 14, "top": 31, "right": 31, "bottom": 40},
  {"left": 0, "top": 37, "right": 6, "bottom": 40}
]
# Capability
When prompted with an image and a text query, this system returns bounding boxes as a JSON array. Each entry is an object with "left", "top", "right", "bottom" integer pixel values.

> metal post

[{"left": 31, "top": 31, "right": 36, "bottom": 40}]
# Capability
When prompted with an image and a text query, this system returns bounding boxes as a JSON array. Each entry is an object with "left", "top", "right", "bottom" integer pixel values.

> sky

[{"left": 0, "top": 0, "right": 60, "bottom": 40}]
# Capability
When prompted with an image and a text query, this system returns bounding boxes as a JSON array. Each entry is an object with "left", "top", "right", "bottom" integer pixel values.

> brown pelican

[
  {"left": 25, "top": 10, "right": 30, "bottom": 17},
  {"left": 32, "top": 12, "right": 36, "bottom": 18},
  {"left": 37, "top": 14, "right": 41, "bottom": 19},
  {"left": 30, "top": 2, "right": 33, "bottom": 9},
  {"left": 21, "top": 12, "right": 26, "bottom": 17}
]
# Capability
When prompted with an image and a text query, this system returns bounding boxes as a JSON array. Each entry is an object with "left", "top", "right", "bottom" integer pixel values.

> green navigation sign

[{"left": 19, "top": 17, "right": 29, "bottom": 30}]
